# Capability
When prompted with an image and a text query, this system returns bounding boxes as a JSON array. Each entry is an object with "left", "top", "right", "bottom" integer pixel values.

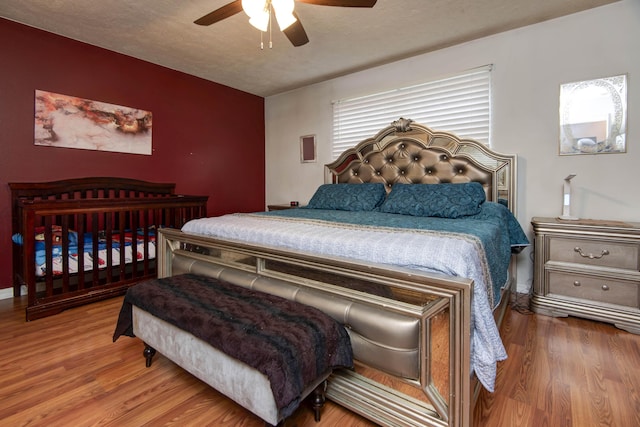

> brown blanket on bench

[{"left": 113, "top": 273, "right": 353, "bottom": 418}]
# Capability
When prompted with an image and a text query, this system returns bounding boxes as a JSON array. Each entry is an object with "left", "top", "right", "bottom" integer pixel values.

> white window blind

[{"left": 332, "top": 65, "right": 492, "bottom": 159}]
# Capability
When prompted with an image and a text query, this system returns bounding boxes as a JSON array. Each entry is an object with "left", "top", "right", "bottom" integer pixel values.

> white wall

[{"left": 265, "top": 0, "right": 639, "bottom": 292}]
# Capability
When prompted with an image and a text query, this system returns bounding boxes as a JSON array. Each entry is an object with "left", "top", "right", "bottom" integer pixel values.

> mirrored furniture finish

[
  {"left": 531, "top": 217, "right": 640, "bottom": 334},
  {"left": 158, "top": 228, "right": 472, "bottom": 427}
]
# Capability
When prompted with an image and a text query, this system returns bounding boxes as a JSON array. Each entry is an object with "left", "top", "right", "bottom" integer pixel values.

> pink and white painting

[{"left": 34, "top": 90, "right": 152, "bottom": 155}]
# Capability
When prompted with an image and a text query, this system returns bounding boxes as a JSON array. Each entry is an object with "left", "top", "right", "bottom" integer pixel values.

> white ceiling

[{"left": 0, "top": 0, "right": 617, "bottom": 97}]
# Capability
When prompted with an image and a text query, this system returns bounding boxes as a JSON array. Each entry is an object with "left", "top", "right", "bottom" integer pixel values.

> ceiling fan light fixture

[
  {"left": 243, "top": 0, "right": 271, "bottom": 32},
  {"left": 196, "top": 0, "right": 376, "bottom": 47},
  {"left": 248, "top": 12, "right": 270, "bottom": 31},
  {"left": 242, "top": 0, "right": 268, "bottom": 18},
  {"left": 275, "top": 11, "right": 296, "bottom": 31},
  {"left": 272, "top": 0, "right": 297, "bottom": 30}
]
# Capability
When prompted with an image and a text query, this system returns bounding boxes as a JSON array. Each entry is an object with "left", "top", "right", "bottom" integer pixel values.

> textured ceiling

[{"left": 0, "top": 0, "right": 617, "bottom": 97}]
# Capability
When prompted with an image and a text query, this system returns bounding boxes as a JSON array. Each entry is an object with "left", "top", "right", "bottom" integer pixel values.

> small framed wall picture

[{"left": 300, "top": 134, "right": 316, "bottom": 163}]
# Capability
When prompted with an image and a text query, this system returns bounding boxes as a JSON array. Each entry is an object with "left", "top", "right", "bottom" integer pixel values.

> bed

[
  {"left": 141, "top": 118, "right": 529, "bottom": 427},
  {"left": 10, "top": 177, "right": 208, "bottom": 320}
]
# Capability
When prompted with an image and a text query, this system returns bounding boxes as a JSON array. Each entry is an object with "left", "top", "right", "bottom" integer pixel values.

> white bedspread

[{"left": 182, "top": 213, "right": 507, "bottom": 391}]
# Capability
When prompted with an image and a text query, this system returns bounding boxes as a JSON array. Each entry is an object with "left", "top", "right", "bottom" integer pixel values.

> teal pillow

[
  {"left": 379, "top": 182, "right": 486, "bottom": 218},
  {"left": 306, "top": 183, "right": 387, "bottom": 211}
]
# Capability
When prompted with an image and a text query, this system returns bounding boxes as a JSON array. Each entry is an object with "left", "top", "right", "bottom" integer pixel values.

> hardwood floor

[
  {"left": 1, "top": 296, "right": 639, "bottom": 426},
  {"left": 474, "top": 304, "right": 640, "bottom": 427}
]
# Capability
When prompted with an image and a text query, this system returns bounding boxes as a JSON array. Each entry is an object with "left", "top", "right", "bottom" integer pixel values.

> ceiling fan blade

[
  {"left": 194, "top": 0, "right": 244, "bottom": 26},
  {"left": 296, "top": 0, "right": 377, "bottom": 7},
  {"left": 283, "top": 13, "right": 309, "bottom": 47}
]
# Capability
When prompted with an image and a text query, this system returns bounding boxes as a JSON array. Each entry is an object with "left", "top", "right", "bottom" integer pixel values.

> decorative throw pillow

[
  {"left": 379, "top": 182, "right": 486, "bottom": 218},
  {"left": 306, "top": 183, "right": 387, "bottom": 211}
]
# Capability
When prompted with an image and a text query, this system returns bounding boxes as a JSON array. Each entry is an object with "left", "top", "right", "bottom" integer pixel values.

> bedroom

[{"left": 1, "top": 1, "right": 639, "bottom": 426}]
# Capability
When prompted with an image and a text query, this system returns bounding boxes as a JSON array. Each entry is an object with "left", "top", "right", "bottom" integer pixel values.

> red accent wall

[{"left": 0, "top": 18, "right": 265, "bottom": 290}]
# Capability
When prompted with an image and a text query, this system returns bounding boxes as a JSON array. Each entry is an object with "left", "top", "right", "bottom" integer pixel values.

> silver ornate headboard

[{"left": 326, "top": 118, "right": 517, "bottom": 215}]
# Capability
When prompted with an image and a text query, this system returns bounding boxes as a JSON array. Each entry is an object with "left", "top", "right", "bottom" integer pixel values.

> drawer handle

[
  {"left": 602, "top": 285, "right": 610, "bottom": 291},
  {"left": 573, "top": 281, "right": 581, "bottom": 287},
  {"left": 574, "top": 247, "right": 610, "bottom": 259}
]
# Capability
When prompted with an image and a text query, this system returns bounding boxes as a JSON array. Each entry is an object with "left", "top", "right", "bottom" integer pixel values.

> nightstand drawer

[
  {"left": 548, "top": 237, "right": 639, "bottom": 270},
  {"left": 548, "top": 271, "right": 639, "bottom": 308}
]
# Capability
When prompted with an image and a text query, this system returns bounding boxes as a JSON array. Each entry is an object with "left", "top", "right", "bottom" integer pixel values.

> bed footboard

[{"left": 159, "top": 228, "right": 474, "bottom": 427}]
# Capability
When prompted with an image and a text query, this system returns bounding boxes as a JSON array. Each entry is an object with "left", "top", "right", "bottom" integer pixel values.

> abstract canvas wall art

[{"left": 34, "top": 90, "right": 152, "bottom": 155}]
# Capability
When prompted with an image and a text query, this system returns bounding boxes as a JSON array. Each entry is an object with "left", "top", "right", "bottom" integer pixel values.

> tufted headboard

[{"left": 326, "top": 117, "right": 518, "bottom": 215}]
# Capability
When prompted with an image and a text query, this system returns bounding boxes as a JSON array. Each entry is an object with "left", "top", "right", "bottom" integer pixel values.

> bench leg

[
  {"left": 143, "top": 343, "right": 156, "bottom": 367},
  {"left": 311, "top": 379, "right": 328, "bottom": 422},
  {"left": 266, "top": 379, "right": 328, "bottom": 427}
]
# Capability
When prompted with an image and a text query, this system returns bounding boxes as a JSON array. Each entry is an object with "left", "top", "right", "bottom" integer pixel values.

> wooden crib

[{"left": 10, "top": 177, "right": 208, "bottom": 320}]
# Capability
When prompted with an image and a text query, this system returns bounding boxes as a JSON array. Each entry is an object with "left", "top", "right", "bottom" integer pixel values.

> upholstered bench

[{"left": 113, "top": 274, "right": 353, "bottom": 426}]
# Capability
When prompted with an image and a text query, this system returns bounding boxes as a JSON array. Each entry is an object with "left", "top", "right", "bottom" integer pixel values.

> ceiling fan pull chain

[{"left": 269, "top": 2, "right": 273, "bottom": 49}]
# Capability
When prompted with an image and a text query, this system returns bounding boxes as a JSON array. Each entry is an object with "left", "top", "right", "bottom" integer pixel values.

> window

[{"left": 331, "top": 65, "right": 492, "bottom": 159}]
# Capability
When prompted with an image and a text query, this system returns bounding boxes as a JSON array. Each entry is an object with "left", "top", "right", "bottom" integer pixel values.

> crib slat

[
  {"left": 105, "top": 212, "right": 113, "bottom": 284},
  {"left": 141, "top": 208, "right": 151, "bottom": 277},
  {"left": 44, "top": 216, "right": 54, "bottom": 298},
  {"left": 130, "top": 209, "right": 139, "bottom": 276},
  {"left": 61, "top": 216, "right": 71, "bottom": 295},
  {"left": 118, "top": 211, "right": 127, "bottom": 279},
  {"left": 76, "top": 213, "right": 86, "bottom": 289}
]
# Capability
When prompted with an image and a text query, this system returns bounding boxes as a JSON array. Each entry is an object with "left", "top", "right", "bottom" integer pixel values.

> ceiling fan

[{"left": 194, "top": 0, "right": 377, "bottom": 47}]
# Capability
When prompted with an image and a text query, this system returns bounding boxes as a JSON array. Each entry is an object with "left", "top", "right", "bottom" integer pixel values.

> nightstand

[{"left": 531, "top": 217, "right": 640, "bottom": 334}]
